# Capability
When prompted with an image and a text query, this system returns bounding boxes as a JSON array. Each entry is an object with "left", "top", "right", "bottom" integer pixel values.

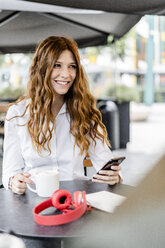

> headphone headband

[{"left": 33, "top": 190, "right": 87, "bottom": 226}]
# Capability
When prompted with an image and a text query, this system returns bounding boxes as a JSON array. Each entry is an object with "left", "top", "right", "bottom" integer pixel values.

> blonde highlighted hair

[{"left": 12, "top": 36, "right": 110, "bottom": 155}]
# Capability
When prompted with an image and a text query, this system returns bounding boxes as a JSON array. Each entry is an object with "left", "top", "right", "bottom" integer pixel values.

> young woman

[{"left": 2, "top": 36, "right": 121, "bottom": 194}]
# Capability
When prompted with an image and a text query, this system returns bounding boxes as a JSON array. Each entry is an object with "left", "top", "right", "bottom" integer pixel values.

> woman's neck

[{"left": 52, "top": 95, "right": 65, "bottom": 118}]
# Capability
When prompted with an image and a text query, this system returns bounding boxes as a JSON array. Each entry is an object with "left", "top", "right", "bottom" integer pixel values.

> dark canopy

[
  {"left": 26, "top": 0, "right": 165, "bottom": 15},
  {"left": 0, "top": 0, "right": 142, "bottom": 53},
  {"left": 1, "top": 0, "right": 165, "bottom": 53}
]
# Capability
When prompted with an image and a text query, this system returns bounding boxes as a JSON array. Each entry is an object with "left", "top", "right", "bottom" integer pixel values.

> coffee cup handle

[
  {"left": 27, "top": 177, "right": 37, "bottom": 193},
  {"left": 27, "top": 184, "right": 37, "bottom": 193}
]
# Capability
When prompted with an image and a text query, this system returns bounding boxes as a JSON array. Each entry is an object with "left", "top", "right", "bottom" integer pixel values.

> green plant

[
  {"left": 155, "top": 88, "right": 165, "bottom": 102},
  {"left": 0, "top": 86, "right": 26, "bottom": 100},
  {"left": 107, "top": 29, "right": 135, "bottom": 61},
  {"left": 105, "top": 84, "right": 140, "bottom": 103},
  {"left": 138, "top": 88, "right": 165, "bottom": 103}
]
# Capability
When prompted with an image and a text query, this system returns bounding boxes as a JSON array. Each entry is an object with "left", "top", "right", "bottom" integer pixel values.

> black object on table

[{"left": 0, "top": 180, "right": 134, "bottom": 247}]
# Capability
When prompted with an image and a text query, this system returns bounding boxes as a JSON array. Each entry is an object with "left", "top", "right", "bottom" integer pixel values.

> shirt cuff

[{"left": 8, "top": 177, "right": 12, "bottom": 189}]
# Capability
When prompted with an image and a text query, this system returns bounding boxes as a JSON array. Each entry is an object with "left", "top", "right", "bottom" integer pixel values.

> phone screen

[{"left": 97, "top": 156, "right": 126, "bottom": 173}]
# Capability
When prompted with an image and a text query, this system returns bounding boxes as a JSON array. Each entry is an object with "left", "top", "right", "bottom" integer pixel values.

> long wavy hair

[{"left": 12, "top": 36, "right": 110, "bottom": 155}]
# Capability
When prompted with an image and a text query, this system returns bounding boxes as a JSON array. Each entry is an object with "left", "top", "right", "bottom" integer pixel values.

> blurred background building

[{"left": 1, "top": 15, "right": 165, "bottom": 106}]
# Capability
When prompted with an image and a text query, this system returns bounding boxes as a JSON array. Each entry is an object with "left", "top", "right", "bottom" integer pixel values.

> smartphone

[{"left": 96, "top": 156, "right": 126, "bottom": 174}]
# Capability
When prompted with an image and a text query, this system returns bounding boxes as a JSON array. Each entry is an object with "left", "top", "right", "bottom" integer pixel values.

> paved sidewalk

[{"left": 119, "top": 103, "right": 165, "bottom": 186}]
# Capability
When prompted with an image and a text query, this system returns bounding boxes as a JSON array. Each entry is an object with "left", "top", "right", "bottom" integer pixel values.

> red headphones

[{"left": 33, "top": 189, "right": 88, "bottom": 226}]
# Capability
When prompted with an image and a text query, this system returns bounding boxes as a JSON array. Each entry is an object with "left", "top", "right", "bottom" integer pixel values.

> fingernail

[{"left": 23, "top": 172, "right": 30, "bottom": 176}]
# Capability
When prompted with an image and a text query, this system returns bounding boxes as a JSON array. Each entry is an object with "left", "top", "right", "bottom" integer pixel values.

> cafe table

[{"left": 0, "top": 180, "right": 134, "bottom": 248}]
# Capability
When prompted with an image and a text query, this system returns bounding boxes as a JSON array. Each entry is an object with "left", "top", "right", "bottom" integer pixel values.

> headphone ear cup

[
  {"left": 73, "top": 191, "right": 83, "bottom": 207},
  {"left": 52, "top": 190, "right": 72, "bottom": 210}
]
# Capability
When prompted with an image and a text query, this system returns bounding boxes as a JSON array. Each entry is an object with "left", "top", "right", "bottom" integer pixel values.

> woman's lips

[{"left": 54, "top": 80, "right": 70, "bottom": 86}]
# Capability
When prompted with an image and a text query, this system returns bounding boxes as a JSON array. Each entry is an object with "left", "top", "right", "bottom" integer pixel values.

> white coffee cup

[
  {"left": 27, "top": 170, "right": 59, "bottom": 197},
  {"left": 0, "top": 234, "right": 25, "bottom": 248}
]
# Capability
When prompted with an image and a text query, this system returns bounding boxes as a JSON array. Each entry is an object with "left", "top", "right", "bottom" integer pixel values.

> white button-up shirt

[{"left": 2, "top": 99, "right": 113, "bottom": 189}]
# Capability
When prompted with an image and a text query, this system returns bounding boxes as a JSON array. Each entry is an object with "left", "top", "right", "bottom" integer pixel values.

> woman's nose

[{"left": 60, "top": 66, "right": 69, "bottom": 78}]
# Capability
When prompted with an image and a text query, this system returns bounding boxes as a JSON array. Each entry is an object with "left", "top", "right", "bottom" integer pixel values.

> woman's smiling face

[{"left": 51, "top": 49, "right": 77, "bottom": 97}]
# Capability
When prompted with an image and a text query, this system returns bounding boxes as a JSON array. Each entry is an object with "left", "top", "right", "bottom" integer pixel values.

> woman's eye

[
  {"left": 54, "top": 63, "right": 61, "bottom": 68},
  {"left": 69, "top": 65, "right": 77, "bottom": 69}
]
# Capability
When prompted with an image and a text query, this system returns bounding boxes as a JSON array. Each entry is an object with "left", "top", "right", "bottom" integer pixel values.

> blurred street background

[
  {"left": 114, "top": 102, "right": 165, "bottom": 186},
  {"left": 83, "top": 102, "right": 165, "bottom": 186}
]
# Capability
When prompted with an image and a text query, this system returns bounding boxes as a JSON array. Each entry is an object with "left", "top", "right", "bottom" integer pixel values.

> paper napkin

[{"left": 86, "top": 191, "right": 126, "bottom": 213}]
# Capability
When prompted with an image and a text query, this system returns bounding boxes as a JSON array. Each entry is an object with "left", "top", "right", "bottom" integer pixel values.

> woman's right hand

[{"left": 10, "top": 172, "right": 34, "bottom": 194}]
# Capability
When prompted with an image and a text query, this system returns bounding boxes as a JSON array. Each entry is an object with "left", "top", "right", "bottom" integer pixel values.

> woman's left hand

[{"left": 92, "top": 165, "right": 121, "bottom": 185}]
